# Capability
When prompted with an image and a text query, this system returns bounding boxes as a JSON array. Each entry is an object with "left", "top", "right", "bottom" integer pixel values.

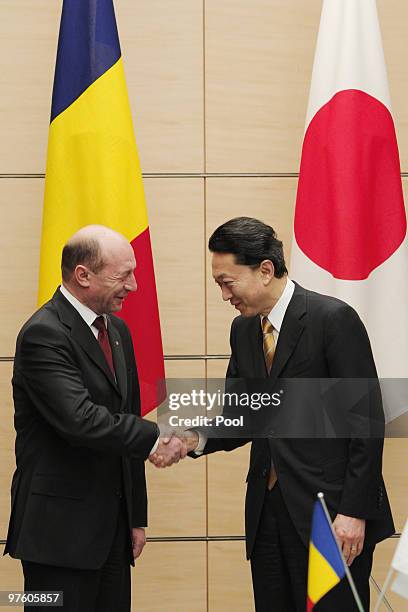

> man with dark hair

[
  {"left": 181, "top": 217, "right": 394, "bottom": 611},
  {"left": 208, "top": 216, "right": 288, "bottom": 276},
  {"left": 5, "top": 225, "right": 186, "bottom": 612}
]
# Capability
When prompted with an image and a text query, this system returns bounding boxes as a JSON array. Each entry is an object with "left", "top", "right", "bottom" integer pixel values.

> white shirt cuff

[
  {"left": 193, "top": 431, "right": 207, "bottom": 455},
  {"left": 149, "top": 437, "right": 159, "bottom": 455}
]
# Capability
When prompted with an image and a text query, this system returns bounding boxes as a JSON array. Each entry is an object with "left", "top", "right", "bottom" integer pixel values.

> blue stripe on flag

[
  {"left": 310, "top": 501, "right": 345, "bottom": 579},
  {"left": 51, "top": 0, "right": 121, "bottom": 122}
]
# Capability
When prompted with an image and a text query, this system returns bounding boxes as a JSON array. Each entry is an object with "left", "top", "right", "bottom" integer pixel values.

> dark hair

[
  {"left": 208, "top": 217, "right": 288, "bottom": 278},
  {"left": 61, "top": 238, "right": 105, "bottom": 281}
]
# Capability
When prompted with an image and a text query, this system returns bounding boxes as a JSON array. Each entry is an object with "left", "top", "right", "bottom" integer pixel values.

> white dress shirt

[
  {"left": 264, "top": 277, "right": 295, "bottom": 346},
  {"left": 60, "top": 284, "right": 107, "bottom": 339}
]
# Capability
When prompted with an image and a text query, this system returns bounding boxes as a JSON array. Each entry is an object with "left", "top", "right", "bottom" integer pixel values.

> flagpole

[
  {"left": 317, "top": 493, "right": 366, "bottom": 612},
  {"left": 370, "top": 575, "right": 394, "bottom": 612},
  {"left": 373, "top": 567, "right": 395, "bottom": 612}
]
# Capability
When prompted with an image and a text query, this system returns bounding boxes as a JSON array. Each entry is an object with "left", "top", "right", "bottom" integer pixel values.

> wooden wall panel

[
  {"left": 146, "top": 178, "right": 205, "bottom": 356},
  {"left": 145, "top": 456, "right": 206, "bottom": 537},
  {"left": 205, "top": 0, "right": 321, "bottom": 173},
  {"left": 165, "top": 359, "right": 206, "bottom": 379},
  {"left": 207, "top": 446, "right": 248, "bottom": 537},
  {"left": 116, "top": 0, "right": 204, "bottom": 174},
  {"left": 134, "top": 542, "right": 206, "bottom": 612},
  {"left": 378, "top": 0, "right": 408, "bottom": 172},
  {"left": 206, "top": 359, "right": 249, "bottom": 537},
  {"left": 206, "top": 178, "right": 296, "bottom": 355},
  {"left": 0, "top": 554, "right": 23, "bottom": 593},
  {"left": 0, "top": 364, "right": 15, "bottom": 539},
  {"left": 382, "top": 439, "right": 408, "bottom": 533},
  {"left": 146, "top": 360, "right": 207, "bottom": 537},
  {"left": 0, "top": 0, "right": 61, "bottom": 173},
  {"left": 208, "top": 542, "right": 253, "bottom": 612},
  {"left": 0, "top": 180, "right": 43, "bottom": 356},
  {"left": 206, "top": 359, "right": 229, "bottom": 379}
]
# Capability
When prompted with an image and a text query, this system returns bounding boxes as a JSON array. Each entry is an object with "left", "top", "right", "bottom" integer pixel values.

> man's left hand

[
  {"left": 332, "top": 514, "right": 365, "bottom": 566},
  {"left": 132, "top": 527, "right": 146, "bottom": 559}
]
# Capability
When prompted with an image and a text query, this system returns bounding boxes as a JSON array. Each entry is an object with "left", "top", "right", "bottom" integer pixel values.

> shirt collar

[
  {"left": 60, "top": 285, "right": 108, "bottom": 328},
  {"left": 264, "top": 277, "right": 295, "bottom": 333}
]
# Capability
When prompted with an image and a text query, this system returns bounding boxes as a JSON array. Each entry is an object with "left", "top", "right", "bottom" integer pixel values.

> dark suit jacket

[
  {"left": 5, "top": 289, "right": 159, "bottom": 569},
  {"left": 200, "top": 282, "right": 394, "bottom": 558}
]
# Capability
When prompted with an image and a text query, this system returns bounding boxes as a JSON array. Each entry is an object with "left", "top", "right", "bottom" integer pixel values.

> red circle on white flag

[{"left": 295, "top": 90, "right": 406, "bottom": 280}]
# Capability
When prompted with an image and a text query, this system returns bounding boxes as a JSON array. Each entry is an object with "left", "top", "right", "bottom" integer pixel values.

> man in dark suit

[
  {"left": 5, "top": 225, "right": 185, "bottom": 612},
  {"left": 180, "top": 217, "right": 394, "bottom": 611}
]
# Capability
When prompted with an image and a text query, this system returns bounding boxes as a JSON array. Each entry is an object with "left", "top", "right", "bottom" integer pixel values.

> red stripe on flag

[
  {"left": 295, "top": 89, "right": 406, "bottom": 280},
  {"left": 117, "top": 227, "right": 165, "bottom": 416},
  {"left": 306, "top": 596, "right": 314, "bottom": 611}
]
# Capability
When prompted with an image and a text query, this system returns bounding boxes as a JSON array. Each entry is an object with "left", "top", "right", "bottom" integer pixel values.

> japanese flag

[{"left": 291, "top": 0, "right": 408, "bottom": 421}]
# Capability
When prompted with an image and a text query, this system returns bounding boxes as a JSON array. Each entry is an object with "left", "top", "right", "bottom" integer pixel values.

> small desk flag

[{"left": 307, "top": 498, "right": 346, "bottom": 610}]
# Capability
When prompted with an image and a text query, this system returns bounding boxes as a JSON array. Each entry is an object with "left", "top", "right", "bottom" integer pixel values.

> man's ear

[
  {"left": 259, "top": 259, "right": 275, "bottom": 284},
  {"left": 75, "top": 265, "right": 91, "bottom": 288}
]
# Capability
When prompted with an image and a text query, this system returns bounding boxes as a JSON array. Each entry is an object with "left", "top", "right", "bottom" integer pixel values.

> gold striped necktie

[
  {"left": 262, "top": 317, "right": 278, "bottom": 489},
  {"left": 262, "top": 317, "right": 275, "bottom": 375}
]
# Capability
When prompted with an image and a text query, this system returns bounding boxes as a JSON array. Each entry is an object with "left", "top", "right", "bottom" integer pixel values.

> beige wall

[{"left": 0, "top": 1, "right": 407, "bottom": 610}]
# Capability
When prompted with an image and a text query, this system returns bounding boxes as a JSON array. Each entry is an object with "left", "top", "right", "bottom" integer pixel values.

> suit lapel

[
  {"left": 269, "top": 283, "right": 306, "bottom": 382},
  {"left": 108, "top": 319, "right": 127, "bottom": 404},
  {"left": 248, "top": 317, "right": 268, "bottom": 377},
  {"left": 53, "top": 289, "right": 121, "bottom": 395}
]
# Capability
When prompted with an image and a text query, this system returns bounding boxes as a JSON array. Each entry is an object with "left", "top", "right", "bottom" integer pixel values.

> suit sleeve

[
  {"left": 120, "top": 321, "right": 150, "bottom": 527},
  {"left": 16, "top": 321, "right": 159, "bottom": 460},
  {"left": 324, "top": 303, "right": 385, "bottom": 519},
  {"left": 130, "top": 457, "right": 148, "bottom": 526}
]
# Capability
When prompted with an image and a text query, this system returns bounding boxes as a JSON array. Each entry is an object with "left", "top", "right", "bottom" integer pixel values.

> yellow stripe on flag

[
  {"left": 38, "top": 58, "right": 148, "bottom": 306},
  {"left": 308, "top": 542, "right": 341, "bottom": 605}
]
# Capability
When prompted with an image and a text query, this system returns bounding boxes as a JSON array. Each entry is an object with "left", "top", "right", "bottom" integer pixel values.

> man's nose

[
  {"left": 221, "top": 286, "right": 232, "bottom": 301},
  {"left": 125, "top": 275, "right": 137, "bottom": 293}
]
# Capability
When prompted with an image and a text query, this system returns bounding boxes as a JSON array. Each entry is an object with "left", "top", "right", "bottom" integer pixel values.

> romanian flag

[
  {"left": 307, "top": 498, "right": 346, "bottom": 610},
  {"left": 38, "top": 0, "right": 165, "bottom": 415}
]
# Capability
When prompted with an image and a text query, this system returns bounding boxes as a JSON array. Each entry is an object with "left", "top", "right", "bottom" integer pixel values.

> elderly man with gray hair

[{"left": 5, "top": 225, "right": 186, "bottom": 612}]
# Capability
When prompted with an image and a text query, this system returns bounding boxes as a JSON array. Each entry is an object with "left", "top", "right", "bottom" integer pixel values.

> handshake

[{"left": 149, "top": 429, "right": 199, "bottom": 468}]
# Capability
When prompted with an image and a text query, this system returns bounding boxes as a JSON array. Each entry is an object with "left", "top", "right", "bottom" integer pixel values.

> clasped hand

[{"left": 149, "top": 431, "right": 198, "bottom": 468}]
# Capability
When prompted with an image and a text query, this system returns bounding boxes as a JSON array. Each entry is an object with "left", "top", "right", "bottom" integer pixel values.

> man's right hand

[
  {"left": 149, "top": 431, "right": 199, "bottom": 468},
  {"left": 149, "top": 435, "right": 187, "bottom": 468}
]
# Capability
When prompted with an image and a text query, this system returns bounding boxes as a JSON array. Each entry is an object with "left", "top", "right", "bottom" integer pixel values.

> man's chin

[
  {"left": 108, "top": 303, "right": 123, "bottom": 313},
  {"left": 240, "top": 311, "right": 253, "bottom": 318},
  {"left": 236, "top": 306, "right": 258, "bottom": 318},
  {"left": 111, "top": 297, "right": 126, "bottom": 312},
  {"left": 235, "top": 305, "right": 250, "bottom": 317}
]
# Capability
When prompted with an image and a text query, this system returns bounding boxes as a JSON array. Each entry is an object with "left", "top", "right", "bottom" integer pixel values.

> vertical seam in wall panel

[
  {"left": 204, "top": 175, "right": 208, "bottom": 363},
  {"left": 203, "top": 0, "right": 207, "bottom": 176},
  {"left": 203, "top": 0, "right": 209, "bottom": 608},
  {"left": 204, "top": 178, "right": 209, "bottom": 610}
]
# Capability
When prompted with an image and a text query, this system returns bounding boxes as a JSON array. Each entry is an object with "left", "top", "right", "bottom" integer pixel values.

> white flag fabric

[
  {"left": 391, "top": 520, "right": 408, "bottom": 599},
  {"left": 291, "top": 0, "right": 408, "bottom": 422}
]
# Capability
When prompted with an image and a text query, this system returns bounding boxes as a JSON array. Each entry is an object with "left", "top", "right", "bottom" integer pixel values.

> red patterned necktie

[{"left": 93, "top": 316, "right": 115, "bottom": 376}]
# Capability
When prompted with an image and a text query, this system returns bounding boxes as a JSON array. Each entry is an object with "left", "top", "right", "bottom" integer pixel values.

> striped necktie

[
  {"left": 261, "top": 317, "right": 278, "bottom": 489},
  {"left": 262, "top": 317, "right": 275, "bottom": 375},
  {"left": 93, "top": 316, "right": 115, "bottom": 376}
]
